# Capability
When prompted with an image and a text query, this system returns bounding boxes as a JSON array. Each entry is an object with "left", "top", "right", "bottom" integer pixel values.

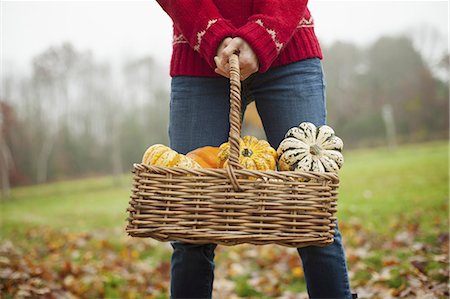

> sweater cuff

[
  {"left": 198, "top": 19, "right": 236, "bottom": 69},
  {"left": 234, "top": 21, "right": 279, "bottom": 73}
]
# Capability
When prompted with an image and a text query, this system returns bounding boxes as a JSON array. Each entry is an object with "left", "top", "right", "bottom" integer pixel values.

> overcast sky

[{"left": 1, "top": 1, "right": 449, "bottom": 75}]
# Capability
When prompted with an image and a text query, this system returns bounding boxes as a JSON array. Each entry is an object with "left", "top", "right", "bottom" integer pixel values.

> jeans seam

[
  {"left": 341, "top": 257, "right": 352, "bottom": 298},
  {"left": 320, "top": 64, "right": 327, "bottom": 123},
  {"left": 202, "top": 245, "right": 215, "bottom": 299},
  {"left": 337, "top": 227, "right": 352, "bottom": 298}
]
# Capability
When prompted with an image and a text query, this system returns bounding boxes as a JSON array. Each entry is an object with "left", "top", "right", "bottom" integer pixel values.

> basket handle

[{"left": 226, "top": 54, "right": 244, "bottom": 191}]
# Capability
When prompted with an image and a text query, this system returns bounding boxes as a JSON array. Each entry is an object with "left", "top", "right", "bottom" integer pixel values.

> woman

[{"left": 157, "top": 1, "right": 353, "bottom": 298}]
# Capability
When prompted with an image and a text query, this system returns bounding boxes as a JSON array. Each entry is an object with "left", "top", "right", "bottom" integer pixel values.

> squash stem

[
  {"left": 241, "top": 148, "right": 253, "bottom": 157},
  {"left": 309, "top": 145, "right": 321, "bottom": 156}
]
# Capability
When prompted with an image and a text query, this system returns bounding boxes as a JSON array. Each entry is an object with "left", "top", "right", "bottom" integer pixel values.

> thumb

[{"left": 220, "top": 38, "right": 242, "bottom": 65}]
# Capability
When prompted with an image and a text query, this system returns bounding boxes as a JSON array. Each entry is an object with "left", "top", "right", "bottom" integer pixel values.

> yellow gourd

[
  {"left": 218, "top": 136, "right": 277, "bottom": 171},
  {"left": 142, "top": 144, "right": 201, "bottom": 169}
]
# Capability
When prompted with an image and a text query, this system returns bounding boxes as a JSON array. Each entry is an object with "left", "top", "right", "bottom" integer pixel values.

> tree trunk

[
  {"left": 111, "top": 119, "right": 123, "bottom": 185},
  {"left": 36, "top": 134, "right": 56, "bottom": 184},
  {"left": 0, "top": 140, "right": 12, "bottom": 198},
  {"left": 382, "top": 104, "right": 398, "bottom": 150}
]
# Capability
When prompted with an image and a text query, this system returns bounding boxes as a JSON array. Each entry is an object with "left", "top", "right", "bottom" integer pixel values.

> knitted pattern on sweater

[{"left": 157, "top": 0, "right": 322, "bottom": 77}]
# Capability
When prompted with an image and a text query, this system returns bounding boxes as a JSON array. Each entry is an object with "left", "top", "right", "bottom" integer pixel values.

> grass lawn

[
  {"left": 1, "top": 175, "right": 132, "bottom": 235},
  {"left": 338, "top": 141, "right": 448, "bottom": 236},
  {"left": 1, "top": 141, "right": 448, "bottom": 298},
  {"left": 2, "top": 141, "right": 447, "bottom": 237}
]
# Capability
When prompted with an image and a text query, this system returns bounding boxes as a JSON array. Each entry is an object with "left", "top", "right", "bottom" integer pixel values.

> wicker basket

[{"left": 126, "top": 54, "right": 339, "bottom": 248}]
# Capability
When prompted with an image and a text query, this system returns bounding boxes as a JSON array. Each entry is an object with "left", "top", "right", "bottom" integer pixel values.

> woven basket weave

[{"left": 126, "top": 54, "right": 339, "bottom": 248}]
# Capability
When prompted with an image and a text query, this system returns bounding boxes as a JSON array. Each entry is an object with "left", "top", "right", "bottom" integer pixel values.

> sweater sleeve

[
  {"left": 156, "top": 0, "right": 236, "bottom": 68},
  {"left": 234, "top": 0, "right": 309, "bottom": 73}
]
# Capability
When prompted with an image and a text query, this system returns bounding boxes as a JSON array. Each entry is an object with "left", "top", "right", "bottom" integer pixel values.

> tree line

[
  {"left": 322, "top": 35, "right": 448, "bottom": 148},
  {"left": 1, "top": 43, "right": 170, "bottom": 190},
  {"left": 1, "top": 34, "right": 448, "bottom": 190}
]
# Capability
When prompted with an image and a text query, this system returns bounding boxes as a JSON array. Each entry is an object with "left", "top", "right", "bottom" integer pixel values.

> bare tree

[
  {"left": 407, "top": 24, "right": 448, "bottom": 81},
  {"left": 30, "top": 42, "right": 96, "bottom": 183},
  {"left": 0, "top": 104, "right": 13, "bottom": 198}
]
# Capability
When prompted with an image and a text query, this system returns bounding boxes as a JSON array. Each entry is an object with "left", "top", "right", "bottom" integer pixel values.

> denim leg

[
  {"left": 168, "top": 76, "right": 251, "bottom": 298},
  {"left": 248, "top": 58, "right": 327, "bottom": 149},
  {"left": 170, "top": 242, "right": 218, "bottom": 299},
  {"left": 169, "top": 76, "right": 249, "bottom": 154},
  {"left": 169, "top": 76, "right": 231, "bottom": 154},
  {"left": 249, "top": 58, "right": 351, "bottom": 298},
  {"left": 298, "top": 222, "right": 352, "bottom": 299}
]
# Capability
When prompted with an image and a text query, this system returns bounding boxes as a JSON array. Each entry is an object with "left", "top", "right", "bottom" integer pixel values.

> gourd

[
  {"left": 277, "top": 122, "right": 344, "bottom": 173},
  {"left": 142, "top": 144, "right": 202, "bottom": 169},
  {"left": 218, "top": 136, "right": 277, "bottom": 171},
  {"left": 186, "top": 146, "right": 221, "bottom": 168}
]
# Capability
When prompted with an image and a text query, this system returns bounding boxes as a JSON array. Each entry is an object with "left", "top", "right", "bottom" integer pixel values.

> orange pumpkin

[{"left": 186, "top": 146, "right": 221, "bottom": 168}]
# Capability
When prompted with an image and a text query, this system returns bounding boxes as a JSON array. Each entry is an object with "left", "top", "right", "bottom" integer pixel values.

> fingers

[
  {"left": 218, "top": 38, "right": 242, "bottom": 67},
  {"left": 214, "top": 67, "right": 229, "bottom": 78},
  {"left": 214, "top": 55, "right": 229, "bottom": 78},
  {"left": 216, "top": 37, "right": 232, "bottom": 57},
  {"left": 237, "top": 43, "right": 259, "bottom": 80},
  {"left": 214, "top": 56, "right": 229, "bottom": 76},
  {"left": 222, "top": 37, "right": 232, "bottom": 48},
  {"left": 215, "top": 37, "right": 259, "bottom": 80}
]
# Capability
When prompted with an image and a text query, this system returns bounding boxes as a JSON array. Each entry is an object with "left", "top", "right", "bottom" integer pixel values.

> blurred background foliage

[
  {"left": 0, "top": 20, "right": 448, "bottom": 298},
  {"left": 0, "top": 32, "right": 448, "bottom": 189}
]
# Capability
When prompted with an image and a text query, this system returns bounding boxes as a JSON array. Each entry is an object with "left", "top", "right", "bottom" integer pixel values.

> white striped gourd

[{"left": 277, "top": 122, "right": 344, "bottom": 173}]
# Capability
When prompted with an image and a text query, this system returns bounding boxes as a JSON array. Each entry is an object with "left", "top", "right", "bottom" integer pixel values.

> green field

[
  {"left": 1, "top": 141, "right": 448, "bottom": 298},
  {"left": 2, "top": 141, "right": 447, "bottom": 237}
]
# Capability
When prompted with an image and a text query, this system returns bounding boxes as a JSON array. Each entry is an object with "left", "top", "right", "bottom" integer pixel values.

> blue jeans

[{"left": 168, "top": 58, "right": 352, "bottom": 299}]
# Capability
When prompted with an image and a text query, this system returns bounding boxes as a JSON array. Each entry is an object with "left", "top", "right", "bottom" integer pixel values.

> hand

[
  {"left": 214, "top": 37, "right": 232, "bottom": 78},
  {"left": 216, "top": 37, "right": 233, "bottom": 57},
  {"left": 214, "top": 37, "right": 259, "bottom": 80}
]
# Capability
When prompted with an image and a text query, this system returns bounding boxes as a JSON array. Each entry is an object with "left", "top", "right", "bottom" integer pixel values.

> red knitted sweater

[{"left": 157, "top": 0, "right": 322, "bottom": 77}]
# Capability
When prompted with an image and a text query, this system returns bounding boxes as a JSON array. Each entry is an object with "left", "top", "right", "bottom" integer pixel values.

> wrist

[
  {"left": 234, "top": 22, "right": 279, "bottom": 73},
  {"left": 197, "top": 19, "right": 236, "bottom": 69}
]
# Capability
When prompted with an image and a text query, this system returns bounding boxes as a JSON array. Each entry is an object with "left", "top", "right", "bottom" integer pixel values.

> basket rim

[{"left": 133, "top": 163, "right": 339, "bottom": 184}]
